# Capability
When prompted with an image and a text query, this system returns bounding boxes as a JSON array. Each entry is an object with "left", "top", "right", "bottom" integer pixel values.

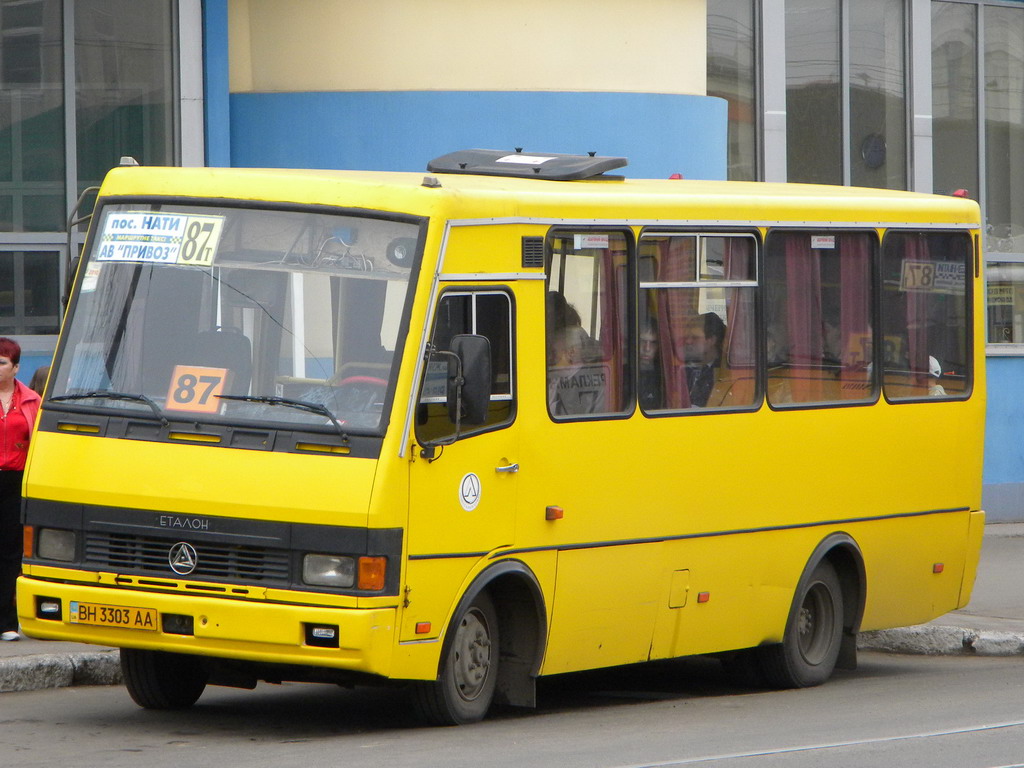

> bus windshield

[{"left": 49, "top": 203, "right": 422, "bottom": 435}]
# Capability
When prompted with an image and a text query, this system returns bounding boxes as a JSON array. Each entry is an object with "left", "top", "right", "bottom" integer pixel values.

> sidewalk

[
  {"left": 858, "top": 521, "right": 1024, "bottom": 656},
  {"left": 3, "top": 523, "right": 1023, "bottom": 693}
]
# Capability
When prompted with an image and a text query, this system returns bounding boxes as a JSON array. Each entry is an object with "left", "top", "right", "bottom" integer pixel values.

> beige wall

[{"left": 229, "top": 0, "right": 707, "bottom": 95}]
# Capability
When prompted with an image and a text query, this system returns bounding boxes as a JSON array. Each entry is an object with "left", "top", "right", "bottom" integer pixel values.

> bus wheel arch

[
  {"left": 411, "top": 560, "right": 546, "bottom": 725},
  {"left": 818, "top": 534, "right": 867, "bottom": 671},
  {"left": 759, "top": 533, "right": 866, "bottom": 688}
]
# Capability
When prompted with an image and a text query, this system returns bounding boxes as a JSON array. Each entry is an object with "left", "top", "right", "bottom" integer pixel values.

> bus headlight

[
  {"left": 303, "top": 554, "right": 356, "bottom": 587},
  {"left": 37, "top": 528, "right": 76, "bottom": 562}
]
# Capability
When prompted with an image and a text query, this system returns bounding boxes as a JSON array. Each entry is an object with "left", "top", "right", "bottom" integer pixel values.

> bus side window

[
  {"left": 416, "top": 290, "right": 514, "bottom": 443},
  {"left": 764, "top": 230, "right": 875, "bottom": 406},
  {"left": 638, "top": 233, "right": 758, "bottom": 412},
  {"left": 546, "top": 230, "right": 631, "bottom": 419},
  {"left": 881, "top": 231, "right": 971, "bottom": 400}
]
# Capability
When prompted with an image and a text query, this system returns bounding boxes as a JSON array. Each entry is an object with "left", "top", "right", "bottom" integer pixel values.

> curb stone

[
  {"left": 858, "top": 625, "right": 1024, "bottom": 656},
  {"left": 0, "top": 650, "right": 121, "bottom": 693}
]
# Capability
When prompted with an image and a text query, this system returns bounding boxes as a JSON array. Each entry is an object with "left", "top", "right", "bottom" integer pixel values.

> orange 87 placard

[{"left": 165, "top": 365, "right": 229, "bottom": 414}]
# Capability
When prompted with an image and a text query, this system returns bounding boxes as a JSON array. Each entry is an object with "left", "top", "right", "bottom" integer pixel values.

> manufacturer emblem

[
  {"left": 459, "top": 472, "right": 481, "bottom": 511},
  {"left": 168, "top": 541, "right": 198, "bottom": 575}
]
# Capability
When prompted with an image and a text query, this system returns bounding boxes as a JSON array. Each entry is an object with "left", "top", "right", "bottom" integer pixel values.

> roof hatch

[{"left": 427, "top": 149, "right": 628, "bottom": 181}]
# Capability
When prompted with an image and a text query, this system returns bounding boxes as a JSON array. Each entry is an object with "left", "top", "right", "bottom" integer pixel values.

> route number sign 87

[{"left": 165, "top": 365, "right": 229, "bottom": 414}]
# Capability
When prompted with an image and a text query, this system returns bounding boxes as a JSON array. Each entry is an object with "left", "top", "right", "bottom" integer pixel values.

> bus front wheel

[
  {"left": 758, "top": 559, "right": 843, "bottom": 688},
  {"left": 411, "top": 591, "right": 499, "bottom": 725},
  {"left": 120, "top": 649, "right": 208, "bottom": 709}
]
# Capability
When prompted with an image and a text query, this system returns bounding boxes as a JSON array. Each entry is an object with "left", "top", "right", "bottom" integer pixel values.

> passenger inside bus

[
  {"left": 682, "top": 312, "right": 725, "bottom": 407},
  {"left": 638, "top": 317, "right": 662, "bottom": 410},
  {"left": 546, "top": 293, "right": 606, "bottom": 416},
  {"left": 548, "top": 324, "right": 606, "bottom": 415}
]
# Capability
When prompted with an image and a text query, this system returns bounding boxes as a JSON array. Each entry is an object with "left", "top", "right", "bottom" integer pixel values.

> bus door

[{"left": 406, "top": 288, "right": 518, "bottom": 596}]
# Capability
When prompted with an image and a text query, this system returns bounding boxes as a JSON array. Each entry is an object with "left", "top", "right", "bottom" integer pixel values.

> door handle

[{"left": 495, "top": 463, "right": 519, "bottom": 474}]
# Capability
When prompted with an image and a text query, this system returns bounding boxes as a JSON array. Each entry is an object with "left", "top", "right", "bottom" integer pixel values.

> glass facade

[
  {"left": 784, "top": 0, "right": 907, "bottom": 188},
  {"left": 786, "top": 0, "right": 843, "bottom": 184},
  {"left": 987, "top": 262, "right": 1024, "bottom": 344},
  {"left": 0, "top": 0, "right": 64, "bottom": 234},
  {"left": 985, "top": 4, "right": 1024, "bottom": 257},
  {"left": 849, "top": 0, "right": 906, "bottom": 190},
  {"left": 0, "top": 0, "right": 176, "bottom": 337},
  {"left": 932, "top": 1, "right": 979, "bottom": 199},
  {"left": 707, "top": 0, "right": 758, "bottom": 180},
  {"left": 714, "top": 0, "right": 1024, "bottom": 350},
  {"left": 74, "top": 0, "right": 175, "bottom": 193}
]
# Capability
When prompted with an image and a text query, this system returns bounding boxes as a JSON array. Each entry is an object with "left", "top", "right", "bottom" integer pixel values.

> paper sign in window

[{"left": 165, "top": 365, "right": 228, "bottom": 414}]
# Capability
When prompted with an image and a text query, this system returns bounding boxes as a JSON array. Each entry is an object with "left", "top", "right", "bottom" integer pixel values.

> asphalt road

[{"left": 2, "top": 651, "right": 1023, "bottom": 768}]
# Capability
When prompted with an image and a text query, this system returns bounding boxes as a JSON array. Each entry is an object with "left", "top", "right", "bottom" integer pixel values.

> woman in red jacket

[{"left": 0, "top": 337, "right": 41, "bottom": 641}]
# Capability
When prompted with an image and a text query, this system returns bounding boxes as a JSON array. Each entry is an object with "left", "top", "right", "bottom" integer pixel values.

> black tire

[
  {"left": 120, "top": 649, "right": 208, "bottom": 710},
  {"left": 411, "top": 591, "right": 499, "bottom": 725},
  {"left": 758, "top": 559, "right": 843, "bottom": 688}
]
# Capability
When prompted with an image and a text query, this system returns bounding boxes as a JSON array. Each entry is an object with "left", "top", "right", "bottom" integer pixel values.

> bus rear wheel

[
  {"left": 411, "top": 591, "right": 499, "bottom": 725},
  {"left": 120, "top": 649, "right": 208, "bottom": 709},
  {"left": 758, "top": 559, "right": 843, "bottom": 688}
]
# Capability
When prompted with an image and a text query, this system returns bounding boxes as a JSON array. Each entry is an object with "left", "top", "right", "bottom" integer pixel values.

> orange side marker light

[
  {"left": 358, "top": 556, "right": 387, "bottom": 590},
  {"left": 933, "top": 563, "right": 945, "bottom": 574},
  {"left": 545, "top": 506, "right": 564, "bottom": 521},
  {"left": 697, "top": 592, "right": 710, "bottom": 604}
]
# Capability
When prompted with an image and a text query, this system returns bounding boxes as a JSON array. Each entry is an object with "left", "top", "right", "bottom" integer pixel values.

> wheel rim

[
  {"left": 451, "top": 607, "right": 492, "bottom": 702},
  {"left": 796, "top": 581, "right": 836, "bottom": 666}
]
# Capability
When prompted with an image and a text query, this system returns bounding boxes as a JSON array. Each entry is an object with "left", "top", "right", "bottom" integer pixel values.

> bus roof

[{"left": 97, "top": 165, "right": 981, "bottom": 228}]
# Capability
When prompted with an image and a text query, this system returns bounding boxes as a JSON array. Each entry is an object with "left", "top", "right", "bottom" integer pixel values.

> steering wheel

[{"left": 334, "top": 375, "right": 387, "bottom": 412}]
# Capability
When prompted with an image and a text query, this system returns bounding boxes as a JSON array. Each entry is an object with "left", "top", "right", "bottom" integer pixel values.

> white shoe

[{"left": 0, "top": 631, "right": 20, "bottom": 641}]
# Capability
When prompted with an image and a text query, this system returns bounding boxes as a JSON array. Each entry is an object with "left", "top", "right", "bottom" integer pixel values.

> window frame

[
  {"left": 985, "top": 253, "right": 1024, "bottom": 354},
  {"left": 637, "top": 228, "right": 762, "bottom": 416},
  {"left": 545, "top": 227, "right": 635, "bottom": 423},
  {"left": 763, "top": 227, "right": 880, "bottom": 411},
  {"left": 880, "top": 228, "right": 974, "bottom": 403},
  {"left": 415, "top": 286, "right": 517, "bottom": 444}
]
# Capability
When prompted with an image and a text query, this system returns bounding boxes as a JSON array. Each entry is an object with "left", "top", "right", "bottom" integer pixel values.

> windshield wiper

[
  {"left": 215, "top": 395, "right": 349, "bottom": 439},
  {"left": 49, "top": 391, "right": 169, "bottom": 426}
]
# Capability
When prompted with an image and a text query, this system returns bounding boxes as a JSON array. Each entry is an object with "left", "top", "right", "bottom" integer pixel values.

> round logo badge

[
  {"left": 459, "top": 472, "right": 481, "bottom": 511},
  {"left": 168, "top": 541, "right": 198, "bottom": 575}
]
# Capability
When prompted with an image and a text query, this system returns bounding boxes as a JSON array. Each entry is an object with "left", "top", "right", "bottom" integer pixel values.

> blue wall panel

[
  {"left": 16, "top": 354, "right": 50, "bottom": 387},
  {"left": 984, "top": 356, "right": 1024, "bottom": 485},
  {"left": 229, "top": 91, "right": 728, "bottom": 180},
  {"left": 983, "top": 356, "right": 1024, "bottom": 521},
  {"left": 202, "top": 0, "right": 231, "bottom": 167}
]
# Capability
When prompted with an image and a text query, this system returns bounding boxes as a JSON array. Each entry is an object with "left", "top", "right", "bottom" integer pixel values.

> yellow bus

[{"left": 18, "top": 150, "right": 984, "bottom": 725}]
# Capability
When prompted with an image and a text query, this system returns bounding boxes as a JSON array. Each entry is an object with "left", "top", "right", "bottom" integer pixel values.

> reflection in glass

[
  {"left": 881, "top": 232, "right": 970, "bottom": 399},
  {"left": 849, "top": 0, "right": 906, "bottom": 190},
  {"left": 707, "top": 0, "right": 758, "bottom": 180},
  {"left": 932, "top": 1, "right": 979, "bottom": 200},
  {"left": 75, "top": 0, "right": 174, "bottom": 193},
  {"left": 0, "top": 251, "right": 61, "bottom": 335},
  {"left": 985, "top": 6, "right": 1024, "bottom": 255},
  {"left": 0, "top": 0, "right": 65, "bottom": 232},
  {"left": 786, "top": 0, "right": 842, "bottom": 184},
  {"left": 986, "top": 262, "right": 1024, "bottom": 344}
]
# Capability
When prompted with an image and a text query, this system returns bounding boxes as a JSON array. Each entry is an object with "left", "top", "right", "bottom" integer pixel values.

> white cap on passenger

[{"left": 928, "top": 356, "right": 942, "bottom": 378}]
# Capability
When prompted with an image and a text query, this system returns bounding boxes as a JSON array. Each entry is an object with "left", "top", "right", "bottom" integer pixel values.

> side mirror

[{"left": 447, "top": 334, "right": 491, "bottom": 426}]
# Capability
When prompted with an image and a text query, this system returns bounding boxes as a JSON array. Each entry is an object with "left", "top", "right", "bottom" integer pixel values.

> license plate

[{"left": 69, "top": 601, "right": 158, "bottom": 631}]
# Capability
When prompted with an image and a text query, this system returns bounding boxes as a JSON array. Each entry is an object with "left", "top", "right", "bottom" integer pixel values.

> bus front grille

[{"left": 84, "top": 532, "right": 291, "bottom": 584}]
